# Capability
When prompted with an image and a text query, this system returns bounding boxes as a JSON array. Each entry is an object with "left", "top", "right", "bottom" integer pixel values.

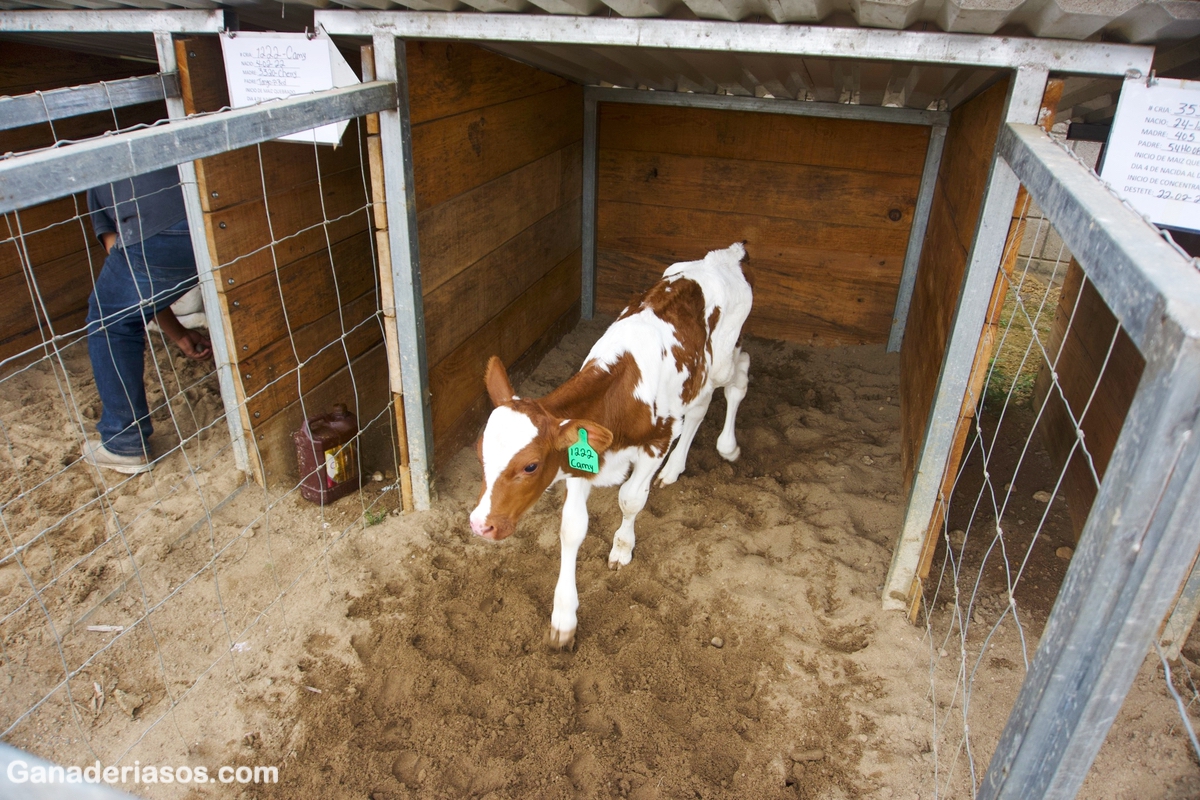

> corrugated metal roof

[
  {"left": 0, "top": 1, "right": 1196, "bottom": 123},
  {"left": 2, "top": 0, "right": 1197, "bottom": 41}
]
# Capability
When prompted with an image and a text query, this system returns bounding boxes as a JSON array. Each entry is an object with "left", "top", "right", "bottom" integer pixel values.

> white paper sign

[
  {"left": 1100, "top": 76, "right": 1200, "bottom": 233},
  {"left": 219, "top": 31, "right": 357, "bottom": 146}
]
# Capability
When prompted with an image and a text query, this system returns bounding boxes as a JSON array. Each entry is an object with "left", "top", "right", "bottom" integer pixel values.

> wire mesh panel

[
  {"left": 917, "top": 129, "right": 1200, "bottom": 798},
  {"left": 0, "top": 69, "right": 405, "bottom": 781}
]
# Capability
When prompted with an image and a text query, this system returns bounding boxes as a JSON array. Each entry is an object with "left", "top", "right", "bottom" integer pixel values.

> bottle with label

[{"left": 293, "top": 404, "right": 360, "bottom": 505}]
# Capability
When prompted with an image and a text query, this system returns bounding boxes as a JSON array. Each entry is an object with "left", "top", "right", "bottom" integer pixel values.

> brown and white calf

[{"left": 469, "top": 242, "right": 753, "bottom": 649}]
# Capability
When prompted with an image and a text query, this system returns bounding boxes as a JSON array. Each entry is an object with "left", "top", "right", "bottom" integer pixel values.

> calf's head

[{"left": 469, "top": 357, "right": 612, "bottom": 541}]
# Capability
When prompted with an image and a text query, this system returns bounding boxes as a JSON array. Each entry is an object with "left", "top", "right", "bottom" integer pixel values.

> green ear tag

[{"left": 567, "top": 429, "right": 599, "bottom": 474}]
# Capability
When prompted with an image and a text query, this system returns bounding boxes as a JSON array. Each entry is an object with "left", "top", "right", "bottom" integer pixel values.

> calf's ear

[
  {"left": 484, "top": 356, "right": 515, "bottom": 406},
  {"left": 555, "top": 419, "right": 613, "bottom": 455}
]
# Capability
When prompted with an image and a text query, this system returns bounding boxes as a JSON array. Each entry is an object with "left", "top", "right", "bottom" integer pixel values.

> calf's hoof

[
  {"left": 608, "top": 548, "right": 633, "bottom": 570},
  {"left": 717, "top": 444, "right": 741, "bottom": 462},
  {"left": 546, "top": 625, "right": 576, "bottom": 652}
]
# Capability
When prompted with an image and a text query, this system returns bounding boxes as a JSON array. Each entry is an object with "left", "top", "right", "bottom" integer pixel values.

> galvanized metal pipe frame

[
  {"left": 581, "top": 92, "right": 598, "bottom": 320},
  {"left": 314, "top": 11, "right": 1152, "bottom": 77},
  {"left": 888, "top": 123, "right": 947, "bottom": 352},
  {"left": 0, "top": 73, "right": 181, "bottom": 133},
  {"left": 0, "top": 81, "right": 399, "bottom": 215},
  {"left": 153, "top": 32, "right": 248, "bottom": 475},
  {"left": 0, "top": 9, "right": 224, "bottom": 34},
  {"left": 979, "top": 122, "right": 1200, "bottom": 800},
  {"left": 883, "top": 66, "right": 1050, "bottom": 611},
  {"left": 373, "top": 33, "right": 434, "bottom": 510},
  {"left": 585, "top": 85, "right": 948, "bottom": 127}
]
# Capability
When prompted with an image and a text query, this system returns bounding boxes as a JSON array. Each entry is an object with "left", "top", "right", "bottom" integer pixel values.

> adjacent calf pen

[{"left": 1, "top": 8, "right": 1199, "bottom": 799}]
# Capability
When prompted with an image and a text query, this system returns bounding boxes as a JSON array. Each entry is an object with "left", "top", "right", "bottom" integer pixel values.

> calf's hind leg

[
  {"left": 716, "top": 349, "right": 750, "bottom": 461},
  {"left": 656, "top": 391, "right": 712, "bottom": 487},
  {"left": 609, "top": 450, "right": 664, "bottom": 569}
]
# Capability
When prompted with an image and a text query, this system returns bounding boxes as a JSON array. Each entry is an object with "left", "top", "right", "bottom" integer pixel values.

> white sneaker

[{"left": 81, "top": 440, "right": 152, "bottom": 475}]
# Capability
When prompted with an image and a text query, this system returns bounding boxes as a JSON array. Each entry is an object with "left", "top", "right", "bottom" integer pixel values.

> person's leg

[
  {"left": 87, "top": 244, "right": 155, "bottom": 458},
  {"left": 86, "top": 221, "right": 197, "bottom": 459}
]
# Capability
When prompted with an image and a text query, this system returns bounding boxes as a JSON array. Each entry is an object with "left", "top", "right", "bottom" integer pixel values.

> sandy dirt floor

[{"left": 2, "top": 318, "right": 1199, "bottom": 799}]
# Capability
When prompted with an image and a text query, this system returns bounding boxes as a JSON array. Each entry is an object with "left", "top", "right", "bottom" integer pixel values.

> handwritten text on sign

[
  {"left": 219, "top": 32, "right": 345, "bottom": 146},
  {"left": 1101, "top": 76, "right": 1200, "bottom": 233}
]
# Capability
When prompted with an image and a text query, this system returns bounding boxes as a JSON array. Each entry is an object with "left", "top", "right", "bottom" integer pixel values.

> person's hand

[
  {"left": 100, "top": 232, "right": 117, "bottom": 254},
  {"left": 176, "top": 329, "right": 212, "bottom": 360}
]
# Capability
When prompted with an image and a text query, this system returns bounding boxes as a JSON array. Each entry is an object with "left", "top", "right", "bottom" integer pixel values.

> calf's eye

[{"left": 523, "top": 463, "right": 538, "bottom": 474}]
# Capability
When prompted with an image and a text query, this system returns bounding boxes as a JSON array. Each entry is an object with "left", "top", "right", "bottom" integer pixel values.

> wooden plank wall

[
  {"left": 594, "top": 104, "right": 929, "bottom": 345},
  {"left": 176, "top": 37, "right": 392, "bottom": 486},
  {"left": 899, "top": 79, "right": 1010, "bottom": 492},
  {"left": 1033, "top": 260, "right": 1144, "bottom": 541},
  {"left": 0, "top": 43, "right": 162, "bottom": 367},
  {"left": 407, "top": 41, "right": 583, "bottom": 467}
]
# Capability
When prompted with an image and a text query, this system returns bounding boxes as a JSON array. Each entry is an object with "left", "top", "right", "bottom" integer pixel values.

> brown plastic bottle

[{"left": 293, "top": 404, "right": 361, "bottom": 505}]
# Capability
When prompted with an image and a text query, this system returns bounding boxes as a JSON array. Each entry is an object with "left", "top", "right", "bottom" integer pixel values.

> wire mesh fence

[
  {"left": 918, "top": 130, "right": 1200, "bottom": 798},
  {"left": 0, "top": 69, "right": 404, "bottom": 777}
]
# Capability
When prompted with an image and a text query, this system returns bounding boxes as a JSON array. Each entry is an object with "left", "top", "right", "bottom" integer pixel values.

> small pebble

[
  {"left": 789, "top": 748, "right": 824, "bottom": 762},
  {"left": 711, "top": 637, "right": 724, "bottom": 649},
  {"left": 1033, "top": 490, "right": 1053, "bottom": 503},
  {"left": 861, "top": 455, "right": 874, "bottom": 465},
  {"left": 1056, "top": 546, "right": 1074, "bottom": 560},
  {"left": 939, "top": 648, "right": 948, "bottom": 658},
  {"left": 973, "top": 612, "right": 984, "bottom": 625},
  {"left": 372, "top": 471, "right": 384, "bottom": 482},
  {"left": 947, "top": 529, "right": 965, "bottom": 547}
]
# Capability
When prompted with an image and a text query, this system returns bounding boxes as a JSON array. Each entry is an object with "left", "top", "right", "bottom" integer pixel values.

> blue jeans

[{"left": 86, "top": 218, "right": 197, "bottom": 457}]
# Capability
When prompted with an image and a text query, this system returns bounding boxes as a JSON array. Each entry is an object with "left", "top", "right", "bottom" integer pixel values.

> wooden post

[{"left": 363, "top": 44, "right": 414, "bottom": 512}]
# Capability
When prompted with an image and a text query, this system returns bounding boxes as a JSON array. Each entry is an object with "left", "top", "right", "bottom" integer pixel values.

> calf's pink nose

[{"left": 470, "top": 517, "right": 495, "bottom": 539}]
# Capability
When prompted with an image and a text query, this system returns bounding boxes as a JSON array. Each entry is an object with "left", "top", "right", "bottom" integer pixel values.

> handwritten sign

[
  {"left": 219, "top": 31, "right": 357, "bottom": 146},
  {"left": 1100, "top": 76, "right": 1200, "bottom": 233}
]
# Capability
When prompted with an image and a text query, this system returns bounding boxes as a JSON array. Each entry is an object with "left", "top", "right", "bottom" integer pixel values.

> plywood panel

[
  {"left": 595, "top": 102, "right": 924, "bottom": 349},
  {"left": 599, "top": 104, "right": 930, "bottom": 176},
  {"left": 205, "top": 168, "right": 370, "bottom": 285},
  {"left": 407, "top": 41, "right": 584, "bottom": 470},
  {"left": 425, "top": 197, "right": 581, "bottom": 366},
  {"left": 196, "top": 140, "right": 366, "bottom": 213},
  {"left": 899, "top": 78, "right": 1009, "bottom": 490},
  {"left": 222, "top": 231, "right": 375, "bottom": 361},
  {"left": 418, "top": 142, "right": 581, "bottom": 297},
  {"left": 411, "top": 84, "right": 583, "bottom": 211},
  {"left": 240, "top": 291, "right": 381, "bottom": 425},
  {"left": 429, "top": 250, "right": 581, "bottom": 450},
  {"left": 599, "top": 149, "right": 919, "bottom": 229},
  {"left": 406, "top": 40, "right": 569, "bottom": 126}
]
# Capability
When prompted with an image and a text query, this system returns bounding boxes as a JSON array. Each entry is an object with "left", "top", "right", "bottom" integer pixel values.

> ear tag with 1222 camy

[{"left": 568, "top": 429, "right": 599, "bottom": 474}]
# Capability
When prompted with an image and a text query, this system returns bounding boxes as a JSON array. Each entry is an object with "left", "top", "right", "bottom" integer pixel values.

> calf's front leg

[{"left": 549, "top": 477, "right": 592, "bottom": 650}]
